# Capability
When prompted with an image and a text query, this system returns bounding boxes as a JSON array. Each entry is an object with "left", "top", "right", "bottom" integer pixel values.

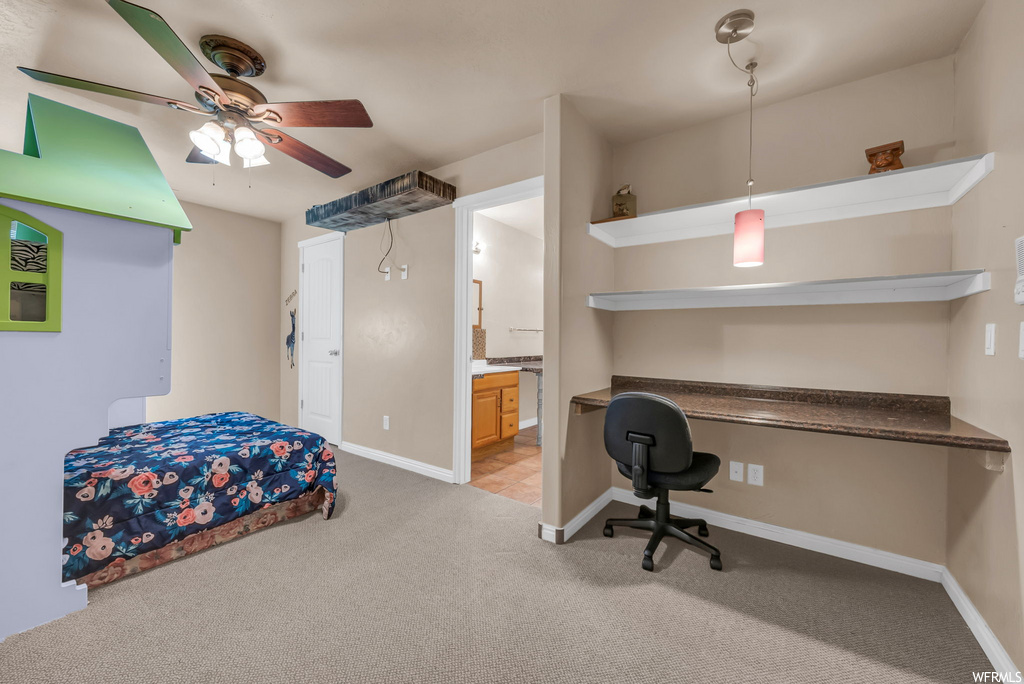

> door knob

[{"left": 328, "top": 349, "right": 340, "bottom": 356}]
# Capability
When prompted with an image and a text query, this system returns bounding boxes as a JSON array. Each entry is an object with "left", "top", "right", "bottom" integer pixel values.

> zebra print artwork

[{"left": 10, "top": 239, "right": 46, "bottom": 292}]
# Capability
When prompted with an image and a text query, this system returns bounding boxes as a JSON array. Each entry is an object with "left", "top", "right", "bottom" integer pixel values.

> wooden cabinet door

[{"left": 472, "top": 389, "right": 501, "bottom": 448}]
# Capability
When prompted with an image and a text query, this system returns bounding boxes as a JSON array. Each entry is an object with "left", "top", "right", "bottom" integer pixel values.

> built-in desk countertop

[{"left": 570, "top": 376, "right": 1010, "bottom": 453}]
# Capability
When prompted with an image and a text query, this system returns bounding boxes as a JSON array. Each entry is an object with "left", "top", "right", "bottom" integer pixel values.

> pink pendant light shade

[{"left": 733, "top": 208, "right": 764, "bottom": 267}]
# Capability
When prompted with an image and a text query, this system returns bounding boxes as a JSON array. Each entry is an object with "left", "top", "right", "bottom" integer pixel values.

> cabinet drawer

[
  {"left": 473, "top": 371, "right": 518, "bottom": 392},
  {"left": 500, "top": 411, "right": 519, "bottom": 440},
  {"left": 501, "top": 387, "right": 518, "bottom": 412}
]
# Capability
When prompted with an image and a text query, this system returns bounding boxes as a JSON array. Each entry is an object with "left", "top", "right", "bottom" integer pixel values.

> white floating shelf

[
  {"left": 587, "top": 270, "right": 990, "bottom": 311},
  {"left": 589, "top": 153, "right": 995, "bottom": 248}
]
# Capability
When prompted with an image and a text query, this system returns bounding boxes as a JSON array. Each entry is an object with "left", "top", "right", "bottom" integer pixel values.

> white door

[{"left": 299, "top": 235, "right": 343, "bottom": 445}]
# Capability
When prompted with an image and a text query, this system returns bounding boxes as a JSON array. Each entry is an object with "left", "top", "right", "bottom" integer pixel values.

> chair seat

[{"left": 616, "top": 451, "right": 721, "bottom": 491}]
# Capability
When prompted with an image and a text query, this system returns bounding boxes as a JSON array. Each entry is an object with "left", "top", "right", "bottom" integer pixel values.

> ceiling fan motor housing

[{"left": 199, "top": 35, "right": 266, "bottom": 77}]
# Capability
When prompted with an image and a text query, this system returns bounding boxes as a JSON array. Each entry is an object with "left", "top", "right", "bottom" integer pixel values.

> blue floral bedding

[{"left": 62, "top": 412, "right": 337, "bottom": 581}]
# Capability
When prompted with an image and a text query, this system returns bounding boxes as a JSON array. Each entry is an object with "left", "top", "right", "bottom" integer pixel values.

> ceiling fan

[{"left": 18, "top": 0, "right": 371, "bottom": 177}]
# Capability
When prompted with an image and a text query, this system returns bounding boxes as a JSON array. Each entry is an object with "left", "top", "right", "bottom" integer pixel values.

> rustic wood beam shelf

[
  {"left": 587, "top": 270, "right": 990, "bottom": 311},
  {"left": 589, "top": 154, "right": 994, "bottom": 248}
]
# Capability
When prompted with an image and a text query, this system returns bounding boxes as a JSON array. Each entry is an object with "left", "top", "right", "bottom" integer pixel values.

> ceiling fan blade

[
  {"left": 255, "top": 128, "right": 352, "bottom": 178},
  {"left": 250, "top": 100, "right": 373, "bottom": 128},
  {"left": 106, "top": 0, "right": 228, "bottom": 102},
  {"left": 17, "top": 67, "right": 205, "bottom": 113},
  {"left": 185, "top": 146, "right": 217, "bottom": 164}
]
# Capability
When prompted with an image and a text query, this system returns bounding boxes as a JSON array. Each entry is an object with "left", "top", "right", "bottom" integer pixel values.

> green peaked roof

[{"left": 0, "top": 94, "right": 191, "bottom": 237}]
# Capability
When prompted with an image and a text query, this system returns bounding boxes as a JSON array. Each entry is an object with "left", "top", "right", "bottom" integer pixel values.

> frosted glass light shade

[
  {"left": 733, "top": 208, "right": 764, "bottom": 267},
  {"left": 233, "top": 127, "right": 266, "bottom": 160},
  {"left": 242, "top": 155, "right": 270, "bottom": 168},
  {"left": 189, "top": 121, "right": 226, "bottom": 156}
]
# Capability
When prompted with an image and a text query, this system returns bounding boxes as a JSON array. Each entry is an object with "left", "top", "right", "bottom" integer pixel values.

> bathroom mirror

[{"left": 472, "top": 279, "right": 483, "bottom": 329}]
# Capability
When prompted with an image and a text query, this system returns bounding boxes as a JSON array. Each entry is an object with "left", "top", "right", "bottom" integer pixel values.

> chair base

[{"left": 604, "top": 490, "right": 722, "bottom": 572}]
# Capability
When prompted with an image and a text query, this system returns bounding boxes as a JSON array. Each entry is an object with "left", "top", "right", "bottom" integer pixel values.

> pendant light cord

[{"left": 727, "top": 34, "right": 758, "bottom": 208}]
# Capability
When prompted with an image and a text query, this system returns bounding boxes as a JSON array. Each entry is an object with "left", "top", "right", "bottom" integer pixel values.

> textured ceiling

[{"left": 0, "top": 0, "right": 984, "bottom": 223}]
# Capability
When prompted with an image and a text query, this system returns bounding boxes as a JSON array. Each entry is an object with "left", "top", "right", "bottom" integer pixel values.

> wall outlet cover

[
  {"left": 400, "top": 265, "right": 408, "bottom": 280},
  {"left": 985, "top": 323, "right": 996, "bottom": 356},
  {"left": 729, "top": 461, "right": 744, "bottom": 482},
  {"left": 747, "top": 464, "right": 764, "bottom": 486},
  {"left": 383, "top": 415, "right": 390, "bottom": 430},
  {"left": 383, "top": 266, "right": 391, "bottom": 281}
]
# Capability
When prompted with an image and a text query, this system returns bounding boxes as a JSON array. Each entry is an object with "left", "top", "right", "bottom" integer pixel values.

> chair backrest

[{"left": 604, "top": 392, "right": 694, "bottom": 473}]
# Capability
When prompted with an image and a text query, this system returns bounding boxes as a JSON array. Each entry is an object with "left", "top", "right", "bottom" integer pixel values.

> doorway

[
  {"left": 298, "top": 233, "right": 343, "bottom": 446},
  {"left": 452, "top": 177, "right": 544, "bottom": 504}
]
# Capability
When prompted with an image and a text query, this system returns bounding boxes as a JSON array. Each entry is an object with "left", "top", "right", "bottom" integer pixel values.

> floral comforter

[{"left": 62, "top": 412, "right": 337, "bottom": 581}]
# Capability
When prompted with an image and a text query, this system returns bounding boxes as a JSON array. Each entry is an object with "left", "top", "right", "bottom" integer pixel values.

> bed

[{"left": 62, "top": 411, "right": 337, "bottom": 587}]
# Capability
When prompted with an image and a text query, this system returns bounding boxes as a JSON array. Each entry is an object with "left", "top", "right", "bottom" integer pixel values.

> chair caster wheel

[
  {"left": 698, "top": 525, "right": 709, "bottom": 538},
  {"left": 710, "top": 556, "right": 722, "bottom": 571},
  {"left": 641, "top": 556, "right": 654, "bottom": 572},
  {"left": 603, "top": 526, "right": 613, "bottom": 537},
  {"left": 638, "top": 506, "right": 653, "bottom": 519}
]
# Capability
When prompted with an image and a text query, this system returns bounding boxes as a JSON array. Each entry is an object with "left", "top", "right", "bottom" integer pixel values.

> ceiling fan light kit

[{"left": 18, "top": 0, "right": 372, "bottom": 178}]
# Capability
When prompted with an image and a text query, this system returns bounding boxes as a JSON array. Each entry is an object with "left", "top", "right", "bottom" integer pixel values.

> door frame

[
  {"left": 297, "top": 232, "right": 344, "bottom": 445},
  {"left": 451, "top": 176, "right": 544, "bottom": 484}
]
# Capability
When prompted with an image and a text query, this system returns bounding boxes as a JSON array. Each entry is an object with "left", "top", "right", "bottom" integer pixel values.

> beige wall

[
  {"left": 279, "top": 134, "right": 544, "bottom": 470},
  {"left": 147, "top": 201, "right": 281, "bottom": 423},
  {"left": 542, "top": 95, "right": 615, "bottom": 526},
  {"left": 946, "top": 0, "right": 1024, "bottom": 664},
  {"left": 591, "top": 58, "right": 960, "bottom": 561}
]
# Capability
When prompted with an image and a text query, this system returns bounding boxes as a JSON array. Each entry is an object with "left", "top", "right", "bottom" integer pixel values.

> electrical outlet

[
  {"left": 400, "top": 265, "right": 408, "bottom": 280},
  {"left": 383, "top": 266, "right": 391, "bottom": 282},
  {"left": 985, "top": 323, "right": 996, "bottom": 356},
  {"left": 383, "top": 415, "right": 390, "bottom": 430},
  {"left": 1019, "top": 322, "right": 1024, "bottom": 360},
  {"left": 747, "top": 464, "right": 764, "bottom": 486},
  {"left": 729, "top": 461, "right": 744, "bottom": 482}
]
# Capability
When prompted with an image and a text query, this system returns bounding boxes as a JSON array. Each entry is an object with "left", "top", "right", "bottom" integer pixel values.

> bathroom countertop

[{"left": 487, "top": 356, "right": 542, "bottom": 374}]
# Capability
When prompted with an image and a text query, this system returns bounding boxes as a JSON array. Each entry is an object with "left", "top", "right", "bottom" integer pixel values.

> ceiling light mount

[
  {"left": 714, "top": 9, "right": 755, "bottom": 44},
  {"left": 199, "top": 35, "right": 267, "bottom": 78}
]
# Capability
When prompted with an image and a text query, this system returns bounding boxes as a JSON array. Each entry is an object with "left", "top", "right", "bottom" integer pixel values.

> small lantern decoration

[
  {"left": 612, "top": 184, "right": 637, "bottom": 218},
  {"left": 865, "top": 141, "right": 905, "bottom": 174}
]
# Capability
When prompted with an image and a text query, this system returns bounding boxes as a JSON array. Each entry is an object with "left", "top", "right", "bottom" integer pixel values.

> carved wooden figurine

[{"left": 865, "top": 141, "right": 905, "bottom": 174}]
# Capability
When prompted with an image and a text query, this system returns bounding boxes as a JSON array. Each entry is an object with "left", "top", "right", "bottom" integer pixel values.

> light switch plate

[
  {"left": 1019, "top": 322, "right": 1024, "bottom": 360},
  {"left": 985, "top": 323, "right": 996, "bottom": 356},
  {"left": 747, "top": 464, "right": 764, "bottom": 486},
  {"left": 729, "top": 461, "right": 744, "bottom": 482},
  {"left": 383, "top": 416, "right": 390, "bottom": 430}
]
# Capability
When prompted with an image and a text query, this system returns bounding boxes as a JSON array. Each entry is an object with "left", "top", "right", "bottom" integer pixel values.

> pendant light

[{"left": 716, "top": 10, "right": 764, "bottom": 267}]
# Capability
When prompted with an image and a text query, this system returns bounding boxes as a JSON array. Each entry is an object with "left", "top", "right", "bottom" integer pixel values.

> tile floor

[{"left": 469, "top": 425, "right": 541, "bottom": 507}]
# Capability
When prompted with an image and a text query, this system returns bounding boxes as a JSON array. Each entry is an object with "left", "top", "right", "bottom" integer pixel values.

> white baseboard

[
  {"left": 941, "top": 568, "right": 1019, "bottom": 674},
  {"left": 545, "top": 485, "right": 1016, "bottom": 672},
  {"left": 519, "top": 417, "right": 538, "bottom": 430},
  {"left": 340, "top": 442, "right": 455, "bottom": 484},
  {"left": 609, "top": 487, "right": 944, "bottom": 581}
]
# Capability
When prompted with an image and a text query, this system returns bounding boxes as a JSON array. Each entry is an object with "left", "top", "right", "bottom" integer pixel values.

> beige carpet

[{"left": 1, "top": 450, "right": 988, "bottom": 683}]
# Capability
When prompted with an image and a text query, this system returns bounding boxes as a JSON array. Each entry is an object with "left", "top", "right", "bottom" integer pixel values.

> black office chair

[{"left": 603, "top": 392, "right": 723, "bottom": 572}]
